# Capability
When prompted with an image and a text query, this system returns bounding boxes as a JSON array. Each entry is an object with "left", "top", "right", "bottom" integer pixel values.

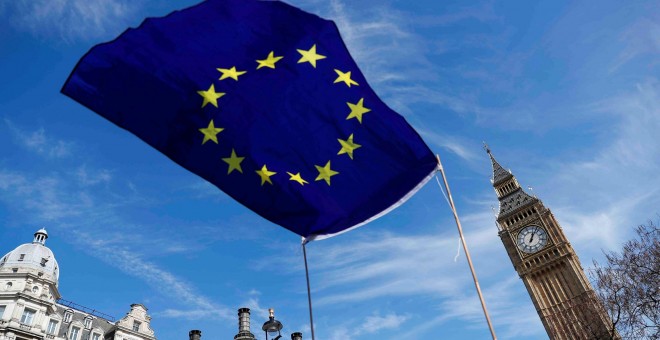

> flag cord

[
  {"left": 436, "top": 154, "right": 498, "bottom": 340},
  {"left": 302, "top": 241, "right": 317, "bottom": 340},
  {"left": 435, "top": 176, "right": 462, "bottom": 262}
]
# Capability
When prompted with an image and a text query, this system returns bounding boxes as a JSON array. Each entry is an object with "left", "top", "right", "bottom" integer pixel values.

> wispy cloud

[
  {"left": 328, "top": 312, "right": 410, "bottom": 340},
  {"left": 76, "top": 165, "right": 112, "bottom": 186},
  {"left": 610, "top": 15, "right": 660, "bottom": 73},
  {"left": 418, "top": 128, "right": 480, "bottom": 162},
  {"left": 535, "top": 79, "right": 660, "bottom": 255},
  {"left": 0, "top": 0, "right": 140, "bottom": 42},
  {"left": 0, "top": 117, "right": 237, "bottom": 322},
  {"left": 260, "top": 208, "right": 543, "bottom": 337},
  {"left": 299, "top": 0, "right": 484, "bottom": 120},
  {"left": 5, "top": 119, "right": 73, "bottom": 159},
  {"left": 71, "top": 229, "right": 234, "bottom": 321}
]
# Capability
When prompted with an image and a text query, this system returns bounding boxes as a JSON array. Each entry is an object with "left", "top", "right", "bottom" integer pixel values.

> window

[
  {"left": 47, "top": 319, "right": 59, "bottom": 334},
  {"left": 92, "top": 333, "right": 101, "bottom": 340},
  {"left": 132, "top": 320, "right": 141, "bottom": 332},
  {"left": 4, "top": 282, "right": 11, "bottom": 291},
  {"left": 32, "top": 286, "right": 39, "bottom": 293},
  {"left": 0, "top": 305, "right": 5, "bottom": 319},
  {"left": 18, "top": 254, "right": 25, "bottom": 261},
  {"left": 69, "top": 326, "right": 80, "bottom": 340},
  {"left": 20, "top": 308, "right": 36, "bottom": 325},
  {"left": 84, "top": 317, "right": 92, "bottom": 328},
  {"left": 64, "top": 310, "right": 73, "bottom": 323}
]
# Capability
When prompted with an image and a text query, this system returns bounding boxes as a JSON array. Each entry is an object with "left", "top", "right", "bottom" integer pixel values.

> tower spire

[
  {"left": 484, "top": 143, "right": 512, "bottom": 186},
  {"left": 484, "top": 145, "right": 537, "bottom": 219}
]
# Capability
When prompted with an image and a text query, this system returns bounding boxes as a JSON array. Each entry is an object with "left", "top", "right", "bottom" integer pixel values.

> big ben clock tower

[{"left": 486, "top": 146, "right": 617, "bottom": 339}]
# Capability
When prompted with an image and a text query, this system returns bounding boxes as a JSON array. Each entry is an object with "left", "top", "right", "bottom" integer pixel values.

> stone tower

[{"left": 486, "top": 147, "right": 616, "bottom": 339}]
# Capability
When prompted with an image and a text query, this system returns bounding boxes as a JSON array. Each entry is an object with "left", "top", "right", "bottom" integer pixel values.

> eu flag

[{"left": 62, "top": 0, "right": 437, "bottom": 240}]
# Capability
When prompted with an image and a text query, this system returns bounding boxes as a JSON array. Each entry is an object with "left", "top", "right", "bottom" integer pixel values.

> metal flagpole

[
  {"left": 301, "top": 239, "right": 316, "bottom": 340},
  {"left": 436, "top": 154, "right": 498, "bottom": 340}
]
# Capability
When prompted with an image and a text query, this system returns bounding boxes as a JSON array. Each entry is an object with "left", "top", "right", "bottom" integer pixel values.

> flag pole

[
  {"left": 436, "top": 154, "right": 498, "bottom": 340},
  {"left": 302, "top": 239, "right": 316, "bottom": 340}
]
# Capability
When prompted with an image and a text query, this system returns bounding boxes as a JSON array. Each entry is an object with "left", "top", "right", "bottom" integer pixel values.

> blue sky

[{"left": 0, "top": 0, "right": 658, "bottom": 339}]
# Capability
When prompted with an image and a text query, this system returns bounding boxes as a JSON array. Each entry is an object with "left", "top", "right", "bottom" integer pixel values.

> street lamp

[{"left": 262, "top": 308, "right": 283, "bottom": 340}]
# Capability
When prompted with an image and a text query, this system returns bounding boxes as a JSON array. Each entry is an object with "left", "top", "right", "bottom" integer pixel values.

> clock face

[{"left": 517, "top": 225, "right": 548, "bottom": 253}]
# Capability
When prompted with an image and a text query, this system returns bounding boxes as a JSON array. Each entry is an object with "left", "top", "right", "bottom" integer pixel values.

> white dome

[{"left": 0, "top": 229, "right": 59, "bottom": 284}]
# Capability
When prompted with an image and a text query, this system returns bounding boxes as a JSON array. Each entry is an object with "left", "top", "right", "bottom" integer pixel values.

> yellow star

[
  {"left": 256, "top": 164, "right": 277, "bottom": 185},
  {"left": 287, "top": 172, "right": 309, "bottom": 186},
  {"left": 222, "top": 149, "right": 245, "bottom": 174},
  {"left": 334, "top": 69, "right": 359, "bottom": 87},
  {"left": 256, "top": 51, "right": 283, "bottom": 69},
  {"left": 337, "top": 134, "right": 362, "bottom": 159},
  {"left": 199, "top": 120, "right": 224, "bottom": 145},
  {"left": 297, "top": 44, "right": 326, "bottom": 68},
  {"left": 314, "top": 161, "right": 339, "bottom": 186},
  {"left": 217, "top": 66, "right": 247, "bottom": 81},
  {"left": 197, "top": 84, "right": 225, "bottom": 108},
  {"left": 346, "top": 98, "right": 371, "bottom": 123}
]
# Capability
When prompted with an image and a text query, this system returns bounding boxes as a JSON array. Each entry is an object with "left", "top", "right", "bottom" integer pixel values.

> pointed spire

[
  {"left": 484, "top": 144, "right": 539, "bottom": 219},
  {"left": 484, "top": 143, "right": 512, "bottom": 186}
]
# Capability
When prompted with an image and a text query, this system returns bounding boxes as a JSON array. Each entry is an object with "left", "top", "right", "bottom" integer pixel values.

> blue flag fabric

[{"left": 62, "top": 0, "right": 437, "bottom": 240}]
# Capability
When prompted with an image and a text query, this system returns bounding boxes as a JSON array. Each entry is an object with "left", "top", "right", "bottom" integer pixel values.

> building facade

[
  {"left": 0, "top": 229, "right": 157, "bottom": 340},
  {"left": 487, "top": 148, "right": 617, "bottom": 339}
]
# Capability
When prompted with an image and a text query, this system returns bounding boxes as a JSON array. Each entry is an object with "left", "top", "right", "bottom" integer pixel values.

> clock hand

[{"left": 529, "top": 232, "right": 535, "bottom": 244}]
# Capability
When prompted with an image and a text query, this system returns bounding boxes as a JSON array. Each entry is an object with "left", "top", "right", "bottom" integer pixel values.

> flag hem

[{"left": 303, "top": 164, "right": 439, "bottom": 243}]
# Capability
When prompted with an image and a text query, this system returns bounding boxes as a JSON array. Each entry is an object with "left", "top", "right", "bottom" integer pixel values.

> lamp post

[
  {"left": 262, "top": 308, "right": 283, "bottom": 340},
  {"left": 188, "top": 307, "right": 303, "bottom": 339}
]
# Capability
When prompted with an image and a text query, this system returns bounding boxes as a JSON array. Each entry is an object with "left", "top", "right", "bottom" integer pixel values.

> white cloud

[
  {"left": 1, "top": 0, "right": 140, "bottom": 42},
  {"left": 0, "top": 166, "right": 233, "bottom": 322},
  {"left": 611, "top": 15, "right": 660, "bottom": 73},
  {"left": 418, "top": 128, "right": 480, "bottom": 162},
  {"left": 327, "top": 312, "right": 410, "bottom": 340},
  {"left": 239, "top": 296, "right": 271, "bottom": 323},
  {"left": 76, "top": 165, "right": 112, "bottom": 186},
  {"left": 300, "top": 0, "right": 478, "bottom": 119},
  {"left": 0, "top": 171, "right": 86, "bottom": 221},
  {"left": 538, "top": 79, "right": 660, "bottom": 252},
  {"left": 265, "top": 207, "right": 541, "bottom": 336},
  {"left": 5, "top": 120, "right": 73, "bottom": 159},
  {"left": 358, "top": 313, "right": 410, "bottom": 335},
  {"left": 72, "top": 229, "right": 234, "bottom": 321}
]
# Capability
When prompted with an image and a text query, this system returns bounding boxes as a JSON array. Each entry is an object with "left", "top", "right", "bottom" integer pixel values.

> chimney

[
  {"left": 189, "top": 330, "right": 201, "bottom": 340},
  {"left": 234, "top": 308, "right": 256, "bottom": 340},
  {"left": 291, "top": 332, "right": 303, "bottom": 340}
]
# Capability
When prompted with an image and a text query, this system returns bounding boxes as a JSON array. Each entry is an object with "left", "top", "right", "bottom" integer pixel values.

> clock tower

[{"left": 486, "top": 147, "right": 616, "bottom": 339}]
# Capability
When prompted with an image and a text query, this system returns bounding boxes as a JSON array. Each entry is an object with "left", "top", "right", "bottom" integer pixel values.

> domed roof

[{"left": 0, "top": 228, "right": 59, "bottom": 284}]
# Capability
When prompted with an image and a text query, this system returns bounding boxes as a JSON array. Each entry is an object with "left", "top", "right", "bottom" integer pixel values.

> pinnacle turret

[{"left": 484, "top": 144, "right": 538, "bottom": 220}]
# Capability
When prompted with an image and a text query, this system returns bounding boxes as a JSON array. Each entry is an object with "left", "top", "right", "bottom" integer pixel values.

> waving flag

[{"left": 62, "top": 0, "right": 437, "bottom": 240}]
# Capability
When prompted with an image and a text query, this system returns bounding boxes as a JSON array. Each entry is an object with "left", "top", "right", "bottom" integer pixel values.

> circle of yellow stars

[{"left": 195, "top": 43, "right": 371, "bottom": 187}]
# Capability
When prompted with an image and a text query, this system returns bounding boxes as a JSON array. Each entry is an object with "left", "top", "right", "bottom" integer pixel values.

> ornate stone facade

[
  {"left": 0, "top": 229, "right": 157, "bottom": 340},
  {"left": 487, "top": 148, "right": 617, "bottom": 339}
]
